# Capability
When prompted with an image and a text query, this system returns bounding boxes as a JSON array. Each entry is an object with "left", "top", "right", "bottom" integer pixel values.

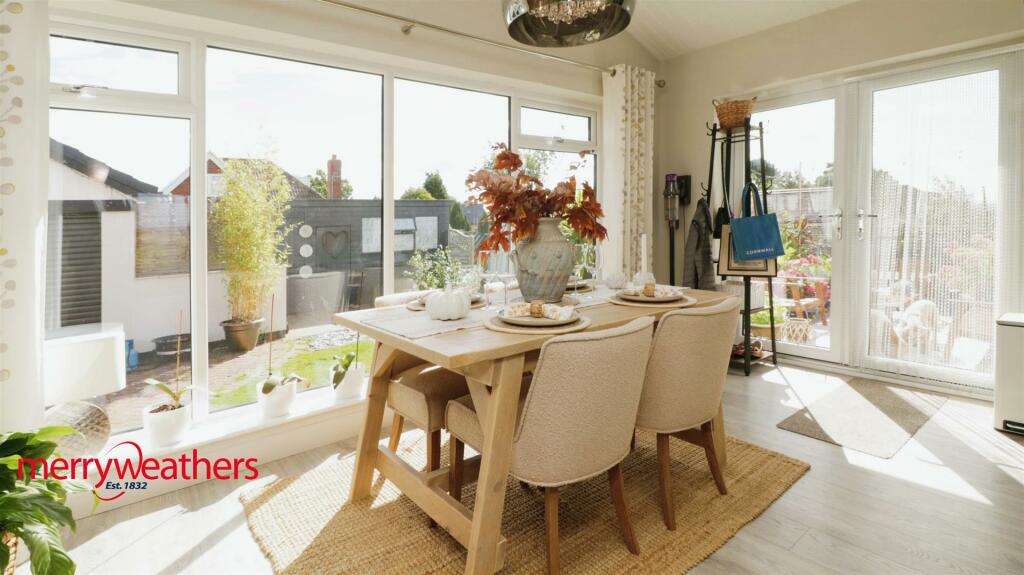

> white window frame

[{"left": 43, "top": 14, "right": 601, "bottom": 437}]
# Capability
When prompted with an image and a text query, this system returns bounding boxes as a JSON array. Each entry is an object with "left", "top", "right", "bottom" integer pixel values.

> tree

[
  {"left": 308, "top": 169, "right": 354, "bottom": 199},
  {"left": 814, "top": 162, "right": 834, "bottom": 187},
  {"left": 401, "top": 187, "right": 433, "bottom": 200},
  {"left": 422, "top": 171, "right": 448, "bottom": 200},
  {"left": 476, "top": 147, "right": 555, "bottom": 180},
  {"left": 449, "top": 201, "right": 470, "bottom": 231}
]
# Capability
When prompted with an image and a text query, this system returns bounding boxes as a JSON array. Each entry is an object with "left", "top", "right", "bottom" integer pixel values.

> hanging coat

[{"left": 683, "top": 197, "right": 716, "bottom": 290}]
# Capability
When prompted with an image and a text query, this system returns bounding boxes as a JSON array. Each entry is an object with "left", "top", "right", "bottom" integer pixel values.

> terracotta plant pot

[
  {"left": 221, "top": 318, "right": 264, "bottom": 352},
  {"left": 143, "top": 403, "right": 190, "bottom": 447},
  {"left": 3, "top": 532, "right": 16, "bottom": 575},
  {"left": 513, "top": 218, "right": 574, "bottom": 303}
]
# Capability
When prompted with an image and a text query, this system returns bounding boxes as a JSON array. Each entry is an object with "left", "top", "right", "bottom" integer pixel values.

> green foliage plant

[
  {"left": 405, "top": 247, "right": 462, "bottom": 290},
  {"left": 210, "top": 160, "right": 293, "bottom": 323}
]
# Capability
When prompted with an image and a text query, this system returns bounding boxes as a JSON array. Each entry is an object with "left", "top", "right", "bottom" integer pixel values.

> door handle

[
  {"left": 857, "top": 208, "right": 879, "bottom": 240},
  {"left": 813, "top": 209, "right": 843, "bottom": 240}
]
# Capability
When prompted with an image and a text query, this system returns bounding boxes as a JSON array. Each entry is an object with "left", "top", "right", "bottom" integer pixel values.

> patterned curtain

[{"left": 602, "top": 65, "right": 655, "bottom": 276}]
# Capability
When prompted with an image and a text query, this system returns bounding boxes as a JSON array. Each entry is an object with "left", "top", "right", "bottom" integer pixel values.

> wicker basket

[
  {"left": 713, "top": 97, "right": 757, "bottom": 130},
  {"left": 2, "top": 532, "right": 16, "bottom": 575}
]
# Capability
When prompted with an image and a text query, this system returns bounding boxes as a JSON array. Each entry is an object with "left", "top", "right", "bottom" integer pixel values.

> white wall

[
  {"left": 101, "top": 208, "right": 287, "bottom": 353},
  {"left": 653, "top": 0, "right": 1024, "bottom": 282}
]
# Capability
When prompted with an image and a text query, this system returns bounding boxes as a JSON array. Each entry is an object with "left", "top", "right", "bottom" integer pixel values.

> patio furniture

[
  {"left": 634, "top": 298, "right": 741, "bottom": 530},
  {"left": 446, "top": 317, "right": 655, "bottom": 574},
  {"left": 335, "top": 287, "right": 730, "bottom": 574},
  {"left": 776, "top": 280, "right": 829, "bottom": 325}
]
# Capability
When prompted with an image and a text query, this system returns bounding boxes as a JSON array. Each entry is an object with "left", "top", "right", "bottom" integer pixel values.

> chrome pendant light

[{"left": 504, "top": 0, "right": 635, "bottom": 47}]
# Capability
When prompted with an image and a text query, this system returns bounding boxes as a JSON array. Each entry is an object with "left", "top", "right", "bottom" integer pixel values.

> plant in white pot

[
  {"left": 331, "top": 349, "right": 366, "bottom": 402},
  {"left": 143, "top": 311, "right": 192, "bottom": 447},
  {"left": 466, "top": 145, "right": 607, "bottom": 302},
  {"left": 210, "top": 159, "right": 293, "bottom": 352},
  {"left": 256, "top": 295, "right": 305, "bottom": 419}
]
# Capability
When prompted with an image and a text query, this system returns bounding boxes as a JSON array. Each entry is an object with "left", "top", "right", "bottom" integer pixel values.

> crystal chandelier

[{"left": 504, "top": 0, "right": 635, "bottom": 48}]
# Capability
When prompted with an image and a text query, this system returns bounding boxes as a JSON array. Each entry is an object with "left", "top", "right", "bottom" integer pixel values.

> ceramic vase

[
  {"left": 514, "top": 217, "right": 573, "bottom": 302},
  {"left": 143, "top": 403, "right": 190, "bottom": 447}
]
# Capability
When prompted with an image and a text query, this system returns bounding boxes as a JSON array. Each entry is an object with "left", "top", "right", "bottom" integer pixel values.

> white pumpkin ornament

[{"left": 426, "top": 284, "right": 471, "bottom": 321}]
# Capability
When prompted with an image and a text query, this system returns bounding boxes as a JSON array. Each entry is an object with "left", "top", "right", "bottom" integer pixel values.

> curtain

[
  {"left": 602, "top": 65, "right": 655, "bottom": 277},
  {"left": 0, "top": 0, "right": 47, "bottom": 432}
]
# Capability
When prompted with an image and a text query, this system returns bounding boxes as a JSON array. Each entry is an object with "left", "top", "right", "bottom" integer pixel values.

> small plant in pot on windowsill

[
  {"left": 210, "top": 159, "right": 293, "bottom": 352},
  {"left": 257, "top": 295, "right": 306, "bottom": 419},
  {"left": 330, "top": 348, "right": 366, "bottom": 403},
  {"left": 466, "top": 145, "right": 607, "bottom": 303},
  {"left": 143, "top": 311, "right": 192, "bottom": 447}
]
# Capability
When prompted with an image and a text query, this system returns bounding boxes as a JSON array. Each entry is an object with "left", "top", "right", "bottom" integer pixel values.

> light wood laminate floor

[{"left": 45, "top": 364, "right": 1024, "bottom": 574}]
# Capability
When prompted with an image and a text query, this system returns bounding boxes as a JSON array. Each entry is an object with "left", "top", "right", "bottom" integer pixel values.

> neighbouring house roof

[
  {"left": 50, "top": 138, "right": 159, "bottom": 198},
  {"left": 163, "top": 152, "right": 322, "bottom": 200}
]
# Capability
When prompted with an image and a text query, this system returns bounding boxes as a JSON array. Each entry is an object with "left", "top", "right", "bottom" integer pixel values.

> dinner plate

[
  {"left": 617, "top": 290, "right": 686, "bottom": 303},
  {"left": 498, "top": 308, "right": 580, "bottom": 327},
  {"left": 406, "top": 294, "right": 485, "bottom": 312}
]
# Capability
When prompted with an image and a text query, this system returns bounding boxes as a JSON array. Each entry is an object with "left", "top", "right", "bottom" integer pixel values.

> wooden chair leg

[
  {"left": 607, "top": 464, "right": 640, "bottom": 555},
  {"left": 656, "top": 433, "right": 676, "bottom": 530},
  {"left": 701, "top": 422, "right": 728, "bottom": 495},
  {"left": 545, "top": 487, "right": 560, "bottom": 575},
  {"left": 449, "top": 438, "right": 464, "bottom": 503},
  {"left": 426, "top": 429, "right": 442, "bottom": 528},
  {"left": 387, "top": 414, "right": 404, "bottom": 452},
  {"left": 630, "top": 430, "right": 637, "bottom": 451}
]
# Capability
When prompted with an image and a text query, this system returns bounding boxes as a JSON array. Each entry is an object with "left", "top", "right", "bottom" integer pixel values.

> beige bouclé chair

[
  {"left": 635, "top": 297, "right": 741, "bottom": 531},
  {"left": 446, "top": 317, "right": 655, "bottom": 575},
  {"left": 372, "top": 291, "right": 469, "bottom": 476}
]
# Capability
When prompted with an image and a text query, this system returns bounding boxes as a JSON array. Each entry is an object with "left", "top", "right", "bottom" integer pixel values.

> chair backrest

[
  {"left": 510, "top": 317, "right": 655, "bottom": 487},
  {"left": 636, "top": 297, "right": 741, "bottom": 433},
  {"left": 373, "top": 289, "right": 435, "bottom": 308}
]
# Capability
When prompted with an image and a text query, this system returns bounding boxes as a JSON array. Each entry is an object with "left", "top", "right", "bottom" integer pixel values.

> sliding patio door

[{"left": 853, "top": 56, "right": 1015, "bottom": 389}]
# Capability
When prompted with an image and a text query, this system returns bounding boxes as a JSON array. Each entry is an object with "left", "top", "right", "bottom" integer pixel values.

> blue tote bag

[{"left": 730, "top": 181, "right": 785, "bottom": 262}]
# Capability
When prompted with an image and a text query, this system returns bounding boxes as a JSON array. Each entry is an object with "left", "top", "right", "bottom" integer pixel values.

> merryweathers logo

[{"left": 18, "top": 441, "right": 259, "bottom": 501}]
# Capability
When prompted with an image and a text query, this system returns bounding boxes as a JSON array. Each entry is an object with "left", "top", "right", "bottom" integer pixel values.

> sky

[{"left": 49, "top": 40, "right": 595, "bottom": 203}]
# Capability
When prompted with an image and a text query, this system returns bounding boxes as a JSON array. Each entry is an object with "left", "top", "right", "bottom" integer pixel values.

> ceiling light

[{"left": 504, "top": 0, "right": 635, "bottom": 48}]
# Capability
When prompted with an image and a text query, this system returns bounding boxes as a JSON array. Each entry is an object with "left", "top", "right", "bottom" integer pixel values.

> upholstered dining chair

[
  {"left": 372, "top": 291, "right": 469, "bottom": 476},
  {"left": 635, "top": 297, "right": 741, "bottom": 531},
  {"left": 446, "top": 317, "right": 655, "bottom": 574}
]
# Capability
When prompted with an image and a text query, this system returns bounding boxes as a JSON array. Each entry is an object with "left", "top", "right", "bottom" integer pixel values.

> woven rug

[
  {"left": 777, "top": 377, "right": 948, "bottom": 458},
  {"left": 240, "top": 431, "right": 808, "bottom": 574}
]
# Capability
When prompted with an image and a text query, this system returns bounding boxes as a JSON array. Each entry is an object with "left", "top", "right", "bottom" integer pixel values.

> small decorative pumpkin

[{"left": 426, "top": 284, "right": 471, "bottom": 321}]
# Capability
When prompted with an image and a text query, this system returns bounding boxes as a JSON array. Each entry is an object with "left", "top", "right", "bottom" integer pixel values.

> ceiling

[
  {"left": 333, "top": 1, "right": 857, "bottom": 62},
  {"left": 628, "top": 0, "right": 857, "bottom": 61}
]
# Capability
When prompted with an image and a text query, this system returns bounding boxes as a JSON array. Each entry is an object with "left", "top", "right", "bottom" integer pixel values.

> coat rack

[{"left": 703, "top": 118, "right": 779, "bottom": 375}]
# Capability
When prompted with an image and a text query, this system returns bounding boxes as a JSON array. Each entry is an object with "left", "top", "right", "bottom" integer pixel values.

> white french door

[
  {"left": 751, "top": 90, "right": 849, "bottom": 364},
  {"left": 851, "top": 55, "right": 1017, "bottom": 390},
  {"left": 752, "top": 52, "right": 1022, "bottom": 391}
]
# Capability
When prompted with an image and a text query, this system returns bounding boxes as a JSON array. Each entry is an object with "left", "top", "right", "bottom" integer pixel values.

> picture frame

[{"left": 717, "top": 223, "right": 778, "bottom": 277}]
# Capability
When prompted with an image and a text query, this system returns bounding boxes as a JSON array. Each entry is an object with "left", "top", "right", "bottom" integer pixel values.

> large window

[
  {"left": 46, "top": 108, "right": 191, "bottom": 433},
  {"left": 43, "top": 26, "right": 599, "bottom": 437},
  {"left": 393, "top": 80, "right": 510, "bottom": 293},
  {"left": 205, "top": 48, "right": 382, "bottom": 412}
]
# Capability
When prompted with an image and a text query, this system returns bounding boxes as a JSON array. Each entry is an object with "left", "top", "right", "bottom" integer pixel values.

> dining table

[{"left": 334, "top": 286, "right": 730, "bottom": 575}]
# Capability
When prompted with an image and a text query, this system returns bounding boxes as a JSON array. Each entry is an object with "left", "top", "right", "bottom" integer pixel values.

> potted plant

[
  {"left": 210, "top": 159, "right": 293, "bottom": 352},
  {"left": 143, "top": 311, "right": 192, "bottom": 447},
  {"left": 466, "top": 145, "right": 607, "bottom": 302},
  {"left": 331, "top": 349, "right": 366, "bottom": 402},
  {"left": 256, "top": 295, "right": 305, "bottom": 419},
  {"left": 0, "top": 426, "right": 88, "bottom": 575},
  {"left": 750, "top": 305, "right": 786, "bottom": 338},
  {"left": 405, "top": 246, "right": 462, "bottom": 290}
]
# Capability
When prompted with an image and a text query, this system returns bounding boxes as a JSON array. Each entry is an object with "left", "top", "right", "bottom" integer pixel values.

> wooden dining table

[{"left": 334, "top": 287, "right": 730, "bottom": 575}]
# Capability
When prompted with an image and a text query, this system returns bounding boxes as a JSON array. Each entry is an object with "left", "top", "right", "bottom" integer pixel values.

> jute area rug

[
  {"left": 240, "top": 431, "right": 808, "bottom": 574},
  {"left": 777, "top": 377, "right": 948, "bottom": 459}
]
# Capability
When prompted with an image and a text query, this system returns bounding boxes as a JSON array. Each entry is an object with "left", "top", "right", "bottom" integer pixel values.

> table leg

[
  {"left": 711, "top": 402, "right": 727, "bottom": 469},
  {"left": 464, "top": 354, "right": 525, "bottom": 575},
  {"left": 350, "top": 343, "right": 399, "bottom": 500}
]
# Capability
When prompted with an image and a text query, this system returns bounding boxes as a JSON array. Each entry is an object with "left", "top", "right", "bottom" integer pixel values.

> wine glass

[
  {"left": 581, "top": 243, "right": 600, "bottom": 301},
  {"left": 572, "top": 243, "right": 589, "bottom": 294},
  {"left": 496, "top": 250, "right": 518, "bottom": 306},
  {"left": 477, "top": 249, "right": 499, "bottom": 310}
]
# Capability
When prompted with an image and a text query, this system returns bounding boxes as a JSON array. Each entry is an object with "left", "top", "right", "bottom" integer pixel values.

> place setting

[
  {"left": 484, "top": 299, "right": 592, "bottom": 335},
  {"left": 609, "top": 271, "right": 697, "bottom": 309}
]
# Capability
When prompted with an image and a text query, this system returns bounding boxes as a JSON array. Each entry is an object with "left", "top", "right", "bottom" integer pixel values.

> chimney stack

[{"left": 327, "top": 154, "right": 343, "bottom": 199}]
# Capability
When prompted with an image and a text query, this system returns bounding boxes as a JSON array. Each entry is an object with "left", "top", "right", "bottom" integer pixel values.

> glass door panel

[
  {"left": 752, "top": 98, "right": 840, "bottom": 361},
  {"left": 862, "top": 68, "right": 1000, "bottom": 386}
]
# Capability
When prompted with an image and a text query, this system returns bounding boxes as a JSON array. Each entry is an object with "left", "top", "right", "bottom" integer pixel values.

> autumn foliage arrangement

[{"left": 466, "top": 145, "right": 607, "bottom": 251}]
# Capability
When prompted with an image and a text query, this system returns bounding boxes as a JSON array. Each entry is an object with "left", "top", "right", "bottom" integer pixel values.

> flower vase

[{"left": 513, "top": 217, "right": 574, "bottom": 302}]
